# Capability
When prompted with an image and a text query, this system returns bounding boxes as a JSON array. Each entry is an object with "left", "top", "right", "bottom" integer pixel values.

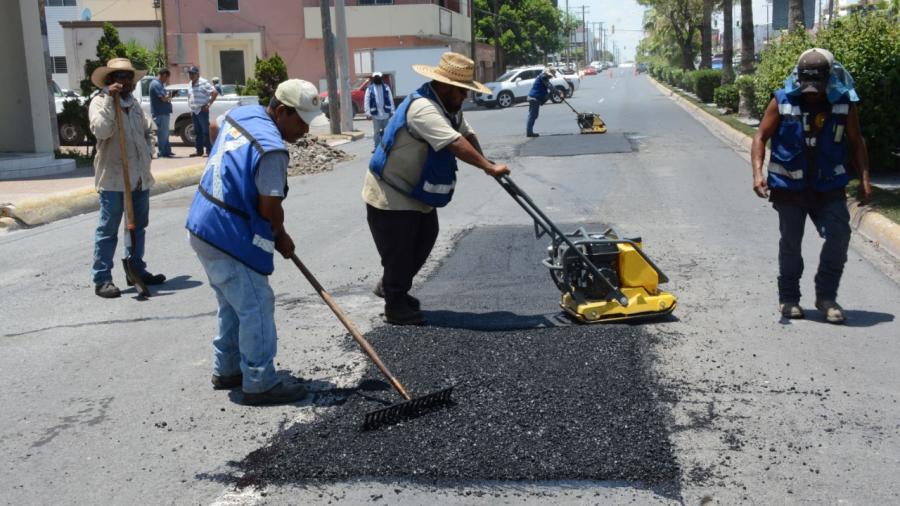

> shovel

[
  {"left": 113, "top": 95, "right": 150, "bottom": 297},
  {"left": 289, "top": 253, "right": 454, "bottom": 430}
]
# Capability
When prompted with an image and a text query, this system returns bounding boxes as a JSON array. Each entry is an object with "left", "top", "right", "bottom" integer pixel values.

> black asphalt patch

[
  {"left": 518, "top": 132, "right": 633, "bottom": 157},
  {"left": 236, "top": 226, "right": 679, "bottom": 494}
]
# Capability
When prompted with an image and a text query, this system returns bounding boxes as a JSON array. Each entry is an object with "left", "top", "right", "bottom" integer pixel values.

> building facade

[{"left": 163, "top": 0, "right": 475, "bottom": 86}]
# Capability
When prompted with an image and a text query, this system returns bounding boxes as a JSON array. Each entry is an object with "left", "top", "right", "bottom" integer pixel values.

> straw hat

[
  {"left": 412, "top": 52, "right": 491, "bottom": 94},
  {"left": 91, "top": 57, "right": 147, "bottom": 88}
]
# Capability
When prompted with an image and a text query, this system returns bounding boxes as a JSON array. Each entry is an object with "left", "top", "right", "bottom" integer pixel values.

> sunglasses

[
  {"left": 798, "top": 68, "right": 828, "bottom": 82},
  {"left": 110, "top": 71, "right": 135, "bottom": 80}
]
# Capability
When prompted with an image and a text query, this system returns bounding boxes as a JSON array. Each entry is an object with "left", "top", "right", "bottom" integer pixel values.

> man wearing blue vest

[
  {"left": 526, "top": 67, "right": 560, "bottom": 138},
  {"left": 364, "top": 71, "right": 394, "bottom": 152},
  {"left": 363, "top": 52, "right": 510, "bottom": 325},
  {"left": 752, "top": 48, "right": 872, "bottom": 324},
  {"left": 186, "top": 79, "right": 322, "bottom": 405}
]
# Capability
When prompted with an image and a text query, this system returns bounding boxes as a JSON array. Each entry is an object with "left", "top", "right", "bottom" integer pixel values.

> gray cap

[
  {"left": 188, "top": 66, "right": 200, "bottom": 75},
  {"left": 797, "top": 48, "right": 833, "bottom": 94}
]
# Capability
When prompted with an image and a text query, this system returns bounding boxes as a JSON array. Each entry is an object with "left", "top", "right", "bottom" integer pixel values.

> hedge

[
  {"left": 714, "top": 84, "right": 740, "bottom": 112},
  {"left": 693, "top": 69, "right": 723, "bottom": 103},
  {"left": 752, "top": 12, "right": 900, "bottom": 170}
]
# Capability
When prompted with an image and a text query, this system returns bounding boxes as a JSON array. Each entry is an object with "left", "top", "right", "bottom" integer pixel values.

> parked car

[
  {"left": 53, "top": 80, "right": 89, "bottom": 145},
  {"left": 583, "top": 66, "right": 598, "bottom": 76},
  {"left": 474, "top": 66, "right": 579, "bottom": 108}
]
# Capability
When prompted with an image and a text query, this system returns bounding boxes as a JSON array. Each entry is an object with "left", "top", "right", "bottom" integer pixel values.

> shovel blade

[
  {"left": 122, "top": 257, "right": 150, "bottom": 297},
  {"left": 363, "top": 385, "right": 455, "bottom": 430}
]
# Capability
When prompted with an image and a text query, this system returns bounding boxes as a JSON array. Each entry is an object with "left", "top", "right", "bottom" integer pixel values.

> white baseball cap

[
  {"left": 274, "top": 79, "right": 322, "bottom": 125},
  {"left": 372, "top": 71, "right": 383, "bottom": 78}
]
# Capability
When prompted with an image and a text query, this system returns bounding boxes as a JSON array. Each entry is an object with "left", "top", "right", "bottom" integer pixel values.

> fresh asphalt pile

[
  {"left": 287, "top": 136, "right": 353, "bottom": 176},
  {"left": 237, "top": 226, "right": 679, "bottom": 491}
]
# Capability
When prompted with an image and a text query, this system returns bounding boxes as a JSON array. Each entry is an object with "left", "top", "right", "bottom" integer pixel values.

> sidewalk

[{"left": 0, "top": 114, "right": 369, "bottom": 232}]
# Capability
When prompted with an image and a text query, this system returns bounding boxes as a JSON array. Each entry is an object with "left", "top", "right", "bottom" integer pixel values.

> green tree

[
  {"left": 637, "top": 1, "right": 703, "bottom": 69},
  {"left": 475, "top": 0, "right": 563, "bottom": 67},
  {"left": 80, "top": 23, "right": 162, "bottom": 95},
  {"left": 241, "top": 53, "right": 289, "bottom": 105}
]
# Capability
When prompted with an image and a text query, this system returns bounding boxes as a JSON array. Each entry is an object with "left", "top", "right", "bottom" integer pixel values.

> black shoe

[
  {"left": 526, "top": 133, "right": 540, "bottom": 138},
  {"left": 94, "top": 281, "right": 121, "bottom": 299},
  {"left": 189, "top": 152, "right": 203, "bottom": 157},
  {"left": 242, "top": 381, "right": 308, "bottom": 406},
  {"left": 211, "top": 373, "right": 242, "bottom": 390},
  {"left": 384, "top": 299, "right": 426, "bottom": 326},
  {"left": 372, "top": 279, "right": 420, "bottom": 310},
  {"left": 127, "top": 272, "right": 167, "bottom": 286}
]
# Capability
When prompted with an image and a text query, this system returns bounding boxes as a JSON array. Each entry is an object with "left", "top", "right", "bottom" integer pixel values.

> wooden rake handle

[
  {"left": 289, "top": 253, "right": 412, "bottom": 401},
  {"left": 112, "top": 96, "right": 137, "bottom": 231}
]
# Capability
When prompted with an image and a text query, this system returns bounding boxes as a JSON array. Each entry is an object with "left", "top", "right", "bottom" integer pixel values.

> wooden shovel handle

[
  {"left": 112, "top": 96, "right": 136, "bottom": 230},
  {"left": 290, "top": 253, "right": 412, "bottom": 401}
]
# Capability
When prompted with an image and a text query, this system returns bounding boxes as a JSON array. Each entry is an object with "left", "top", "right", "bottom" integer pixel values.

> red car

[
  {"left": 319, "top": 74, "right": 394, "bottom": 118},
  {"left": 583, "top": 66, "right": 598, "bottom": 76}
]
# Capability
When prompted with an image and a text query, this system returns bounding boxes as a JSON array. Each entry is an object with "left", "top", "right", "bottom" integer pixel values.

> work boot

[
  {"left": 211, "top": 373, "right": 242, "bottom": 390},
  {"left": 127, "top": 271, "right": 167, "bottom": 286},
  {"left": 94, "top": 281, "right": 121, "bottom": 299},
  {"left": 384, "top": 299, "right": 426, "bottom": 326},
  {"left": 815, "top": 299, "right": 846, "bottom": 324},
  {"left": 242, "top": 381, "right": 308, "bottom": 406},
  {"left": 526, "top": 133, "right": 540, "bottom": 138},
  {"left": 372, "top": 279, "right": 420, "bottom": 310},
  {"left": 779, "top": 302, "right": 804, "bottom": 319}
]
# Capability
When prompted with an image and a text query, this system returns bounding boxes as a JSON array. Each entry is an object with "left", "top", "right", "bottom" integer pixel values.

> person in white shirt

[{"left": 364, "top": 72, "right": 394, "bottom": 152}]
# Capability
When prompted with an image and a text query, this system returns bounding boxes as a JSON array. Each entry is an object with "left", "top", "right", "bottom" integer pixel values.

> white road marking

[{"left": 598, "top": 98, "right": 605, "bottom": 104}]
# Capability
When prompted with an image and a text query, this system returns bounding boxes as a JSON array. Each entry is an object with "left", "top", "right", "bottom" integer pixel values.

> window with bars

[
  {"left": 51, "top": 56, "right": 68, "bottom": 74},
  {"left": 217, "top": 0, "right": 239, "bottom": 11},
  {"left": 45, "top": 0, "right": 77, "bottom": 6},
  {"left": 358, "top": 0, "right": 393, "bottom": 5}
]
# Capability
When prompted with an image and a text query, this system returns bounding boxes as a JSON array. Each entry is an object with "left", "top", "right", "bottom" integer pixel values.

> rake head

[{"left": 363, "top": 385, "right": 456, "bottom": 431}]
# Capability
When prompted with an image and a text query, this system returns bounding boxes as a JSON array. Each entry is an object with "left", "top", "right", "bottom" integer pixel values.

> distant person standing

[
  {"left": 187, "top": 66, "right": 218, "bottom": 157},
  {"left": 364, "top": 71, "right": 394, "bottom": 152},
  {"left": 149, "top": 68, "right": 173, "bottom": 158},
  {"left": 211, "top": 76, "right": 224, "bottom": 95},
  {"left": 526, "top": 68, "right": 559, "bottom": 138}
]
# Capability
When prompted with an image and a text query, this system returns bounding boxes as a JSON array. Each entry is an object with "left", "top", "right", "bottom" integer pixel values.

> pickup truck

[
  {"left": 136, "top": 78, "right": 258, "bottom": 145},
  {"left": 56, "top": 78, "right": 256, "bottom": 146},
  {"left": 474, "top": 66, "right": 580, "bottom": 109}
]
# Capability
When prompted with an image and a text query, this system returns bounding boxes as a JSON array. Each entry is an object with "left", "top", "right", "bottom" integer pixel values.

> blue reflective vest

[
  {"left": 528, "top": 74, "right": 554, "bottom": 104},
  {"left": 185, "top": 105, "right": 288, "bottom": 275},
  {"left": 367, "top": 83, "right": 393, "bottom": 116},
  {"left": 768, "top": 88, "right": 851, "bottom": 192},
  {"left": 369, "top": 83, "right": 459, "bottom": 208}
]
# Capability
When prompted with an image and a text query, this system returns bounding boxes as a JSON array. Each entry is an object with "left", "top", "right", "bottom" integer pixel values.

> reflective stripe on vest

[
  {"left": 832, "top": 104, "right": 849, "bottom": 115},
  {"left": 252, "top": 234, "right": 275, "bottom": 253},
  {"left": 768, "top": 162, "right": 804, "bottom": 180},
  {"left": 779, "top": 104, "right": 801, "bottom": 116},
  {"left": 423, "top": 180, "right": 456, "bottom": 195}
]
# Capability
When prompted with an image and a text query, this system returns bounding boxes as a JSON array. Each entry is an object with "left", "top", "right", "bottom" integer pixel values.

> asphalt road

[{"left": 1, "top": 70, "right": 898, "bottom": 505}]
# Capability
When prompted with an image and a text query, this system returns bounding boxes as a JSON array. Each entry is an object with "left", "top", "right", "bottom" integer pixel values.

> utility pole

[
  {"left": 580, "top": 5, "right": 588, "bottom": 68},
  {"left": 335, "top": 0, "right": 353, "bottom": 134},
  {"left": 320, "top": 1, "right": 341, "bottom": 134},
  {"left": 564, "top": 0, "right": 569, "bottom": 68},
  {"left": 470, "top": 0, "right": 477, "bottom": 78},
  {"left": 493, "top": 0, "right": 501, "bottom": 77}
]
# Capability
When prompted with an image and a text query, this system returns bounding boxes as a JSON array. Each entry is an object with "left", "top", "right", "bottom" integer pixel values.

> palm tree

[
  {"left": 722, "top": 0, "right": 734, "bottom": 82},
  {"left": 740, "top": 0, "right": 754, "bottom": 74},
  {"left": 700, "top": 0, "right": 713, "bottom": 68},
  {"left": 788, "top": 0, "right": 805, "bottom": 30}
]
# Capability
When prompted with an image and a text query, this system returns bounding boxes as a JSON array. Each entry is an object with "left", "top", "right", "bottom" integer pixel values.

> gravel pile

[{"left": 286, "top": 136, "right": 353, "bottom": 176}]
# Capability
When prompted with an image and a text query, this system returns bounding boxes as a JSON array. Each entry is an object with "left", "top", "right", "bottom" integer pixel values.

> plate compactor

[
  {"left": 497, "top": 175, "right": 676, "bottom": 323},
  {"left": 560, "top": 97, "right": 607, "bottom": 135}
]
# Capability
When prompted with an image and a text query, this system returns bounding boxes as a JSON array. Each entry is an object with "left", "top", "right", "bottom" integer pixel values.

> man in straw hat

[
  {"left": 752, "top": 48, "right": 872, "bottom": 323},
  {"left": 186, "top": 79, "right": 322, "bottom": 405},
  {"left": 88, "top": 57, "right": 166, "bottom": 298},
  {"left": 364, "top": 52, "right": 510, "bottom": 325}
]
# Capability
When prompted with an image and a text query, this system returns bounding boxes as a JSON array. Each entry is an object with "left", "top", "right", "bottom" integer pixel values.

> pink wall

[{"left": 164, "top": 0, "right": 456, "bottom": 89}]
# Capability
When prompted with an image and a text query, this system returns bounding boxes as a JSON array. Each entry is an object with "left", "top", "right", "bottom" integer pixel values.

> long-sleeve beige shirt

[{"left": 89, "top": 92, "right": 155, "bottom": 192}]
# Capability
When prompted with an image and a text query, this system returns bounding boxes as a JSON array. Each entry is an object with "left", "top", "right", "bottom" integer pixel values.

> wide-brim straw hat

[
  {"left": 412, "top": 52, "right": 491, "bottom": 94},
  {"left": 91, "top": 57, "right": 147, "bottom": 89}
]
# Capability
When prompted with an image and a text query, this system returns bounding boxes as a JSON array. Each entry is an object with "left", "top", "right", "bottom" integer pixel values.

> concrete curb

[
  {"left": 649, "top": 77, "right": 900, "bottom": 261},
  {"left": 0, "top": 163, "right": 205, "bottom": 232}
]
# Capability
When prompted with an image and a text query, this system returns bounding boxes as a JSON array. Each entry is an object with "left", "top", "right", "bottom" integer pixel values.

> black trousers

[{"left": 366, "top": 204, "right": 439, "bottom": 302}]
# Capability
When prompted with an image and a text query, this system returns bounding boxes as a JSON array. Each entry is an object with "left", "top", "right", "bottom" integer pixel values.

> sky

[{"left": 574, "top": 0, "right": 789, "bottom": 61}]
